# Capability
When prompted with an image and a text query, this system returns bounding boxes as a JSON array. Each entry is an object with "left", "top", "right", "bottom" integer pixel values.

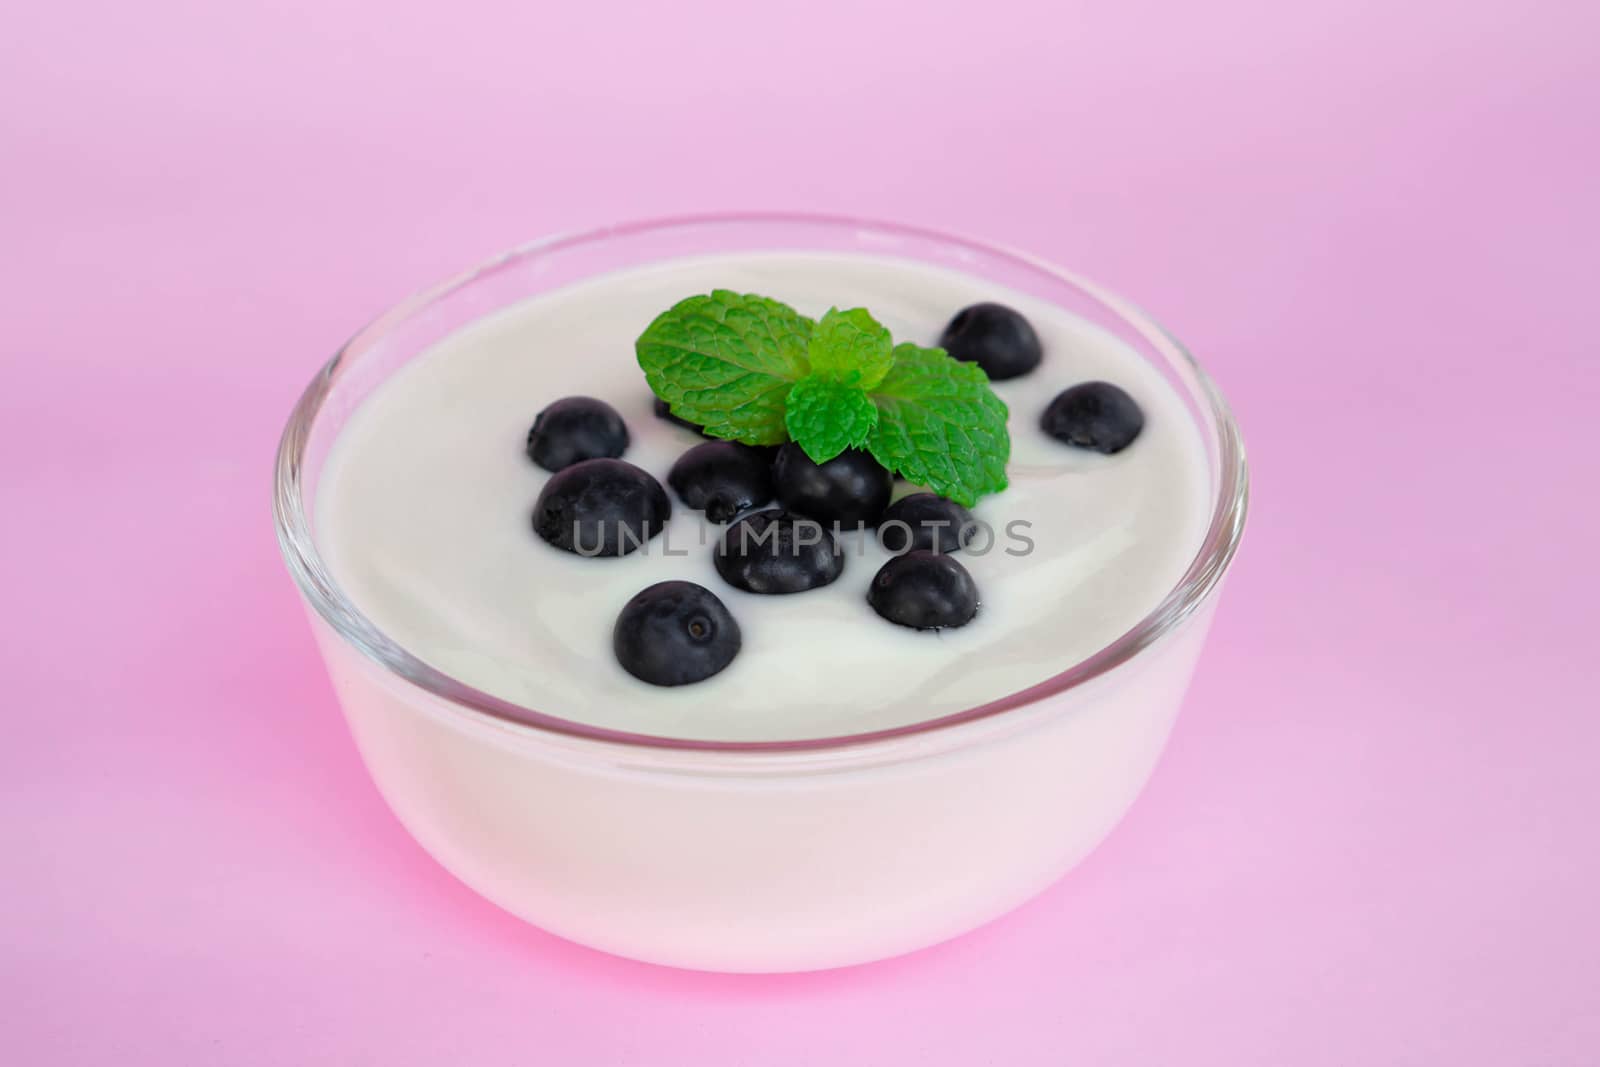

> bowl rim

[{"left": 273, "top": 211, "right": 1249, "bottom": 755}]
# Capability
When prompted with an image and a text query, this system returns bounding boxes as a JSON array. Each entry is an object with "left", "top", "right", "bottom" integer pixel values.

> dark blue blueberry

[
  {"left": 772, "top": 445, "right": 893, "bottom": 528},
  {"left": 713, "top": 507, "right": 844, "bottom": 594},
  {"left": 668, "top": 441, "right": 774, "bottom": 524},
  {"left": 878, "top": 493, "right": 977, "bottom": 554},
  {"left": 939, "top": 303, "right": 1042, "bottom": 380},
  {"left": 532, "top": 458, "right": 670, "bottom": 557},
  {"left": 1040, "top": 381, "right": 1144, "bottom": 454},
  {"left": 613, "top": 581, "right": 741, "bottom": 687},
  {"left": 526, "top": 396, "right": 630, "bottom": 471},
  {"left": 867, "top": 551, "right": 980, "bottom": 630}
]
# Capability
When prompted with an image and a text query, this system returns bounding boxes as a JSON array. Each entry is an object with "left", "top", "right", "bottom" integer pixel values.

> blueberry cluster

[{"left": 521, "top": 301, "right": 1145, "bottom": 688}]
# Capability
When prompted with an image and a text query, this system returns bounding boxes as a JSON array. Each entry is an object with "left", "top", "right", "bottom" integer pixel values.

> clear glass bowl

[{"left": 274, "top": 213, "right": 1248, "bottom": 972}]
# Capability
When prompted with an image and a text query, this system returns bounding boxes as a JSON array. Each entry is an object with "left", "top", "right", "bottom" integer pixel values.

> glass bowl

[{"left": 274, "top": 212, "right": 1248, "bottom": 972}]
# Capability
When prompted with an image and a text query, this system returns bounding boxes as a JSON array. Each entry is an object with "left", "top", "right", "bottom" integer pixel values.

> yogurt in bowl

[{"left": 275, "top": 214, "right": 1247, "bottom": 972}]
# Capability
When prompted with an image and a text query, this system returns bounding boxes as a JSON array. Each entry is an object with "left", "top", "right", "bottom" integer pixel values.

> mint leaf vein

[{"left": 785, "top": 375, "right": 879, "bottom": 463}]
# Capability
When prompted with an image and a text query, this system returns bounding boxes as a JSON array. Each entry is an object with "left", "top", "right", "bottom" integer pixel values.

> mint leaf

[
  {"left": 636, "top": 290, "right": 813, "bottom": 445},
  {"left": 785, "top": 375, "right": 878, "bottom": 463},
  {"left": 866, "top": 344, "right": 1010, "bottom": 506},
  {"left": 807, "top": 307, "right": 894, "bottom": 389},
  {"left": 637, "top": 292, "right": 1013, "bottom": 504}
]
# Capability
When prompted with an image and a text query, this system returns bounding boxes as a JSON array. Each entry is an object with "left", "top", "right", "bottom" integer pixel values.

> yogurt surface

[{"left": 315, "top": 253, "right": 1212, "bottom": 741}]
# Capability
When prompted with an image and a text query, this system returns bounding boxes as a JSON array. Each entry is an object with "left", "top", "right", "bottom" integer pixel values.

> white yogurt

[{"left": 315, "top": 253, "right": 1211, "bottom": 742}]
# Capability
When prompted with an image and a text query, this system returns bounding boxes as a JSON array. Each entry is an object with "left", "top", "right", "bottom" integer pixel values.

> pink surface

[{"left": 3, "top": 0, "right": 1597, "bottom": 1062}]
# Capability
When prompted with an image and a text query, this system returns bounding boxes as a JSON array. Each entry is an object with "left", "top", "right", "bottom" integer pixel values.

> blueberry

[
  {"left": 532, "top": 458, "right": 670, "bottom": 556},
  {"left": 1041, "top": 381, "right": 1144, "bottom": 454},
  {"left": 652, "top": 395, "right": 706, "bottom": 435},
  {"left": 878, "top": 493, "right": 977, "bottom": 554},
  {"left": 525, "top": 396, "right": 629, "bottom": 471},
  {"left": 772, "top": 445, "right": 893, "bottom": 528},
  {"left": 939, "top": 303, "right": 1042, "bottom": 381},
  {"left": 668, "top": 441, "right": 774, "bottom": 524},
  {"left": 714, "top": 508, "right": 844, "bottom": 594},
  {"left": 613, "top": 581, "right": 741, "bottom": 686},
  {"left": 867, "top": 551, "right": 980, "bottom": 630}
]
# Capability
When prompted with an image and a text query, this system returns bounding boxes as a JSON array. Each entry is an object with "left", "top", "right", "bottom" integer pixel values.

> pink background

[{"left": 4, "top": 0, "right": 1597, "bottom": 1062}]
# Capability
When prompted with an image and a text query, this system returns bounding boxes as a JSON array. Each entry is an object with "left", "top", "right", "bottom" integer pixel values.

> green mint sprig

[{"left": 636, "top": 290, "right": 1010, "bottom": 506}]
